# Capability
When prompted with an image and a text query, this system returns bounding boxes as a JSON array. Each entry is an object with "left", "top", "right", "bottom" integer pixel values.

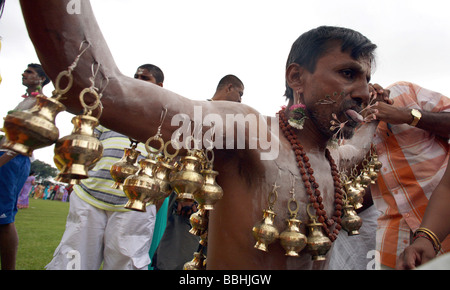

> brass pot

[
  {"left": 189, "top": 208, "right": 209, "bottom": 236},
  {"left": 170, "top": 155, "right": 204, "bottom": 201},
  {"left": 194, "top": 169, "right": 223, "bottom": 210},
  {"left": 154, "top": 160, "right": 175, "bottom": 200},
  {"left": 53, "top": 115, "right": 103, "bottom": 184},
  {"left": 110, "top": 147, "right": 141, "bottom": 189},
  {"left": 252, "top": 209, "right": 279, "bottom": 252},
  {"left": 341, "top": 203, "right": 363, "bottom": 236},
  {"left": 306, "top": 220, "right": 332, "bottom": 261},
  {"left": 122, "top": 158, "right": 161, "bottom": 212},
  {"left": 344, "top": 180, "right": 363, "bottom": 210},
  {"left": 2, "top": 95, "right": 66, "bottom": 156},
  {"left": 183, "top": 251, "right": 206, "bottom": 270},
  {"left": 279, "top": 218, "right": 307, "bottom": 257}
]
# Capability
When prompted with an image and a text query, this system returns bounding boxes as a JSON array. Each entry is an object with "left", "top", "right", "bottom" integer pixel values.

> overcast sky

[{"left": 1, "top": 0, "right": 450, "bottom": 166}]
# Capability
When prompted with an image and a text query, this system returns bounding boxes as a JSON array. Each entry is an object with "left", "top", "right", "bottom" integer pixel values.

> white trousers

[{"left": 46, "top": 193, "right": 156, "bottom": 270}]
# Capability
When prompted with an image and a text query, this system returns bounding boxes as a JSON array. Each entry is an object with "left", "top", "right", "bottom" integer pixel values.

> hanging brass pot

[
  {"left": 279, "top": 218, "right": 307, "bottom": 257},
  {"left": 194, "top": 169, "right": 223, "bottom": 210},
  {"left": 183, "top": 250, "right": 206, "bottom": 270},
  {"left": 2, "top": 95, "right": 66, "bottom": 156},
  {"left": 343, "top": 179, "right": 363, "bottom": 210},
  {"left": 341, "top": 203, "right": 363, "bottom": 236},
  {"left": 305, "top": 204, "right": 332, "bottom": 261},
  {"left": 252, "top": 209, "right": 279, "bottom": 252},
  {"left": 279, "top": 198, "right": 307, "bottom": 256},
  {"left": 170, "top": 154, "right": 204, "bottom": 201},
  {"left": 110, "top": 144, "right": 141, "bottom": 189},
  {"left": 122, "top": 136, "right": 165, "bottom": 212},
  {"left": 189, "top": 208, "right": 209, "bottom": 236},
  {"left": 53, "top": 115, "right": 103, "bottom": 184}
]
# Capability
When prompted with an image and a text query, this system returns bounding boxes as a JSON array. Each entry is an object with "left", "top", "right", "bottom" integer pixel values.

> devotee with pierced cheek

[{"left": 21, "top": 0, "right": 381, "bottom": 269}]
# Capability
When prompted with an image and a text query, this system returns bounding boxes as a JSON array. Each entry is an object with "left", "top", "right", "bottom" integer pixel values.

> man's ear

[
  {"left": 226, "top": 83, "right": 233, "bottom": 92},
  {"left": 286, "top": 63, "right": 306, "bottom": 94}
]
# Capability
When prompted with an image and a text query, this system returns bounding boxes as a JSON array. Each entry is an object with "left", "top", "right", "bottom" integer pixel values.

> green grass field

[{"left": 14, "top": 198, "right": 70, "bottom": 270}]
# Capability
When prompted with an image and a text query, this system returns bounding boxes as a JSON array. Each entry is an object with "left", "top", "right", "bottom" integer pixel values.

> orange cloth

[{"left": 372, "top": 81, "right": 450, "bottom": 268}]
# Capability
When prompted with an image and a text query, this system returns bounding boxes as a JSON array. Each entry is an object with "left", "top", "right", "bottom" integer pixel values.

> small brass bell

[
  {"left": 341, "top": 203, "right": 362, "bottom": 236},
  {"left": 369, "top": 147, "right": 382, "bottom": 172},
  {"left": 360, "top": 168, "right": 372, "bottom": 188},
  {"left": 154, "top": 160, "right": 175, "bottom": 199},
  {"left": 189, "top": 208, "right": 209, "bottom": 236},
  {"left": 170, "top": 154, "right": 204, "bottom": 201},
  {"left": 2, "top": 95, "right": 66, "bottom": 156},
  {"left": 194, "top": 169, "right": 223, "bottom": 210},
  {"left": 368, "top": 164, "right": 378, "bottom": 184},
  {"left": 279, "top": 198, "right": 307, "bottom": 256},
  {"left": 279, "top": 218, "right": 307, "bottom": 257},
  {"left": 53, "top": 115, "right": 103, "bottom": 184},
  {"left": 183, "top": 250, "right": 206, "bottom": 270},
  {"left": 110, "top": 145, "right": 141, "bottom": 189},
  {"left": 306, "top": 204, "right": 332, "bottom": 261},
  {"left": 344, "top": 180, "right": 363, "bottom": 210},
  {"left": 122, "top": 158, "right": 161, "bottom": 212},
  {"left": 353, "top": 176, "right": 366, "bottom": 197},
  {"left": 252, "top": 209, "right": 279, "bottom": 252},
  {"left": 153, "top": 141, "right": 179, "bottom": 200}
]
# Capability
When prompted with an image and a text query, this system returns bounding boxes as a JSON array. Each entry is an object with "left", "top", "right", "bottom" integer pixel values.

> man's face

[
  {"left": 225, "top": 84, "right": 244, "bottom": 103},
  {"left": 22, "top": 67, "right": 42, "bottom": 88},
  {"left": 299, "top": 45, "right": 371, "bottom": 140},
  {"left": 134, "top": 68, "right": 160, "bottom": 86}
]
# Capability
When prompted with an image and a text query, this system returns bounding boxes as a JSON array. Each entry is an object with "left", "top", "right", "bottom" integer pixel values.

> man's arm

[
  {"left": 20, "top": 0, "right": 259, "bottom": 153},
  {"left": 372, "top": 101, "right": 450, "bottom": 139}
]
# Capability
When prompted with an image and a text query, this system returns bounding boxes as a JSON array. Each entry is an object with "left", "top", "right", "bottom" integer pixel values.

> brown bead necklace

[{"left": 278, "top": 109, "right": 343, "bottom": 242}]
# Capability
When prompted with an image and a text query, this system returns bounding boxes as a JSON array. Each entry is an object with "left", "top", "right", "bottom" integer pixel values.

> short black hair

[
  {"left": 28, "top": 63, "right": 50, "bottom": 87},
  {"left": 284, "top": 26, "right": 377, "bottom": 100},
  {"left": 0, "top": 0, "right": 5, "bottom": 19},
  {"left": 216, "top": 74, "right": 244, "bottom": 90},
  {"left": 138, "top": 64, "right": 164, "bottom": 84}
]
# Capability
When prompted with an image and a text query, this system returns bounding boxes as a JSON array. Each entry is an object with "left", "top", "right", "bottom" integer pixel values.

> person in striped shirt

[
  {"left": 370, "top": 81, "right": 450, "bottom": 269},
  {"left": 46, "top": 64, "right": 165, "bottom": 270}
]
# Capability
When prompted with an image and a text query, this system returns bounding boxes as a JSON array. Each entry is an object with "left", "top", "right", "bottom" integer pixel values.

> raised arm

[{"left": 19, "top": 0, "right": 257, "bottom": 149}]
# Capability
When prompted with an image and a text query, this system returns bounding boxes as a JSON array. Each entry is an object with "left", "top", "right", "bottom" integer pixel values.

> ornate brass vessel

[
  {"left": 341, "top": 203, "right": 362, "bottom": 236},
  {"left": 122, "top": 136, "right": 167, "bottom": 211},
  {"left": 110, "top": 144, "right": 141, "bottom": 189},
  {"left": 53, "top": 115, "right": 103, "bottom": 184},
  {"left": 252, "top": 209, "right": 279, "bottom": 252},
  {"left": 189, "top": 208, "right": 209, "bottom": 236},
  {"left": 194, "top": 169, "right": 223, "bottom": 210},
  {"left": 122, "top": 158, "right": 161, "bottom": 212},
  {"left": 153, "top": 141, "right": 178, "bottom": 200},
  {"left": 2, "top": 95, "right": 66, "bottom": 156},
  {"left": 343, "top": 179, "right": 363, "bottom": 210},
  {"left": 183, "top": 250, "right": 206, "bottom": 270},
  {"left": 279, "top": 218, "right": 307, "bottom": 257},
  {"left": 306, "top": 205, "right": 332, "bottom": 261},
  {"left": 170, "top": 154, "right": 204, "bottom": 201}
]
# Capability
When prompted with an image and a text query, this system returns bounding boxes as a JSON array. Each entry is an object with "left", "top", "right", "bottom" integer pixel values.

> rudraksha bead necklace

[{"left": 278, "top": 109, "right": 343, "bottom": 242}]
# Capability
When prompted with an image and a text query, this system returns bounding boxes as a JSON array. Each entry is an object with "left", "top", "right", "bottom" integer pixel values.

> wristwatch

[{"left": 409, "top": 109, "right": 422, "bottom": 127}]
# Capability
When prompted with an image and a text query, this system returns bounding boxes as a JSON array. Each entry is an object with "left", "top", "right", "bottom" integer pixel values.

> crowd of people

[
  {"left": 17, "top": 180, "right": 72, "bottom": 209},
  {"left": 1, "top": 0, "right": 450, "bottom": 270}
]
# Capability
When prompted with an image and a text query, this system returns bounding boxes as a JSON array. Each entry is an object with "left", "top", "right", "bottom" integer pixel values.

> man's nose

[{"left": 351, "top": 81, "right": 370, "bottom": 107}]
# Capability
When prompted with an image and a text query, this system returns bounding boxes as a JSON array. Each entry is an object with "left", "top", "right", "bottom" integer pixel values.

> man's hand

[
  {"left": 396, "top": 238, "right": 436, "bottom": 269},
  {"left": 365, "top": 83, "right": 412, "bottom": 124}
]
